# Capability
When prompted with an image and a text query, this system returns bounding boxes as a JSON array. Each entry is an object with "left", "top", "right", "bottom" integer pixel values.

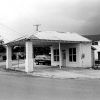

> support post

[
  {"left": 6, "top": 45, "right": 12, "bottom": 69},
  {"left": 25, "top": 41, "right": 33, "bottom": 72},
  {"left": 50, "top": 46, "right": 53, "bottom": 66},
  {"left": 59, "top": 42, "right": 62, "bottom": 69}
]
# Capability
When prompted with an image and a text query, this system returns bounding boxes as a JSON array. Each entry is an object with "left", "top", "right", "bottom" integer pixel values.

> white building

[
  {"left": 5, "top": 31, "right": 93, "bottom": 72},
  {"left": 84, "top": 35, "right": 100, "bottom": 61}
]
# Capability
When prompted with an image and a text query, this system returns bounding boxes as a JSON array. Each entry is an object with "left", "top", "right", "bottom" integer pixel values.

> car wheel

[
  {"left": 36, "top": 62, "right": 39, "bottom": 65},
  {"left": 43, "top": 62, "right": 45, "bottom": 65}
]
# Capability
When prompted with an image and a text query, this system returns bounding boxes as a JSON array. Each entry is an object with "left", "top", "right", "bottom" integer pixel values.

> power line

[{"left": 0, "top": 22, "right": 21, "bottom": 34}]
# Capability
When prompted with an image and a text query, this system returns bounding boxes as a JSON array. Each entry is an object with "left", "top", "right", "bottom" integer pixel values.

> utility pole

[{"left": 33, "top": 24, "right": 41, "bottom": 31}]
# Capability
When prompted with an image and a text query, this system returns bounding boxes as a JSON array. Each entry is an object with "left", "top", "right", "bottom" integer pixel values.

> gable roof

[
  {"left": 5, "top": 31, "right": 91, "bottom": 44},
  {"left": 34, "top": 31, "right": 90, "bottom": 41},
  {"left": 83, "top": 35, "right": 100, "bottom": 41},
  {"left": 0, "top": 35, "right": 4, "bottom": 45}
]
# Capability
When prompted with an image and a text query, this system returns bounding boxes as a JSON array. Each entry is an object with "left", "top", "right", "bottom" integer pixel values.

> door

[
  {"left": 98, "top": 52, "right": 100, "bottom": 60},
  {"left": 62, "top": 50, "right": 66, "bottom": 67},
  {"left": 92, "top": 49, "right": 95, "bottom": 67}
]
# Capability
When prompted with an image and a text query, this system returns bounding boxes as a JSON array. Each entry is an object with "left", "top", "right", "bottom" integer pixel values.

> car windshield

[{"left": 35, "top": 55, "right": 50, "bottom": 59}]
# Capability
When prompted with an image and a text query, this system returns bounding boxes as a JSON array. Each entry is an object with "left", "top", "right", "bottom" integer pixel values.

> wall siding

[
  {"left": 79, "top": 43, "right": 92, "bottom": 67},
  {"left": 51, "top": 42, "right": 92, "bottom": 68}
]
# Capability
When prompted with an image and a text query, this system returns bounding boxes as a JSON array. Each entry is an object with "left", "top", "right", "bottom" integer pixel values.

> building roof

[
  {"left": 83, "top": 34, "right": 100, "bottom": 41},
  {"left": 5, "top": 31, "right": 91, "bottom": 44},
  {"left": 92, "top": 45, "right": 100, "bottom": 50},
  {"left": 0, "top": 35, "right": 4, "bottom": 45}
]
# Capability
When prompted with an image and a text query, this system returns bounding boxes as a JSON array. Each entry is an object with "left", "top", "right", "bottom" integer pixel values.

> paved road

[{"left": 0, "top": 71, "right": 100, "bottom": 100}]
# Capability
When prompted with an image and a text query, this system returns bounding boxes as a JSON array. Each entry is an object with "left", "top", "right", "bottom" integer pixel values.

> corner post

[
  {"left": 25, "top": 41, "right": 33, "bottom": 72},
  {"left": 6, "top": 45, "right": 12, "bottom": 69}
]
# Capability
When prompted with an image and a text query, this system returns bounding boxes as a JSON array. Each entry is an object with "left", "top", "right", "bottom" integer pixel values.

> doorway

[{"left": 62, "top": 50, "right": 66, "bottom": 67}]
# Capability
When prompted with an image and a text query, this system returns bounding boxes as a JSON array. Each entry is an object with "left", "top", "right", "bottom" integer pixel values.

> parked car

[
  {"left": 92, "top": 60, "right": 100, "bottom": 70},
  {"left": 35, "top": 55, "right": 51, "bottom": 65}
]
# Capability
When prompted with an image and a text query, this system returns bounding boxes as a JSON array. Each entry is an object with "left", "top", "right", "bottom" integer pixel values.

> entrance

[{"left": 62, "top": 50, "right": 66, "bottom": 67}]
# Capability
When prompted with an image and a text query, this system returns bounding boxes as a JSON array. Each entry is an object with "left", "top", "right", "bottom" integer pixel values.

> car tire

[
  {"left": 36, "top": 62, "right": 39, "bottom": 65},
  {"left": 43, "top": 62, "right": 45, "bottom": 65}
]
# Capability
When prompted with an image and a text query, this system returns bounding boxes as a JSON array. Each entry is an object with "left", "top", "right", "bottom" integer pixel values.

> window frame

[
  {"left": 92, "top": 41, "right": 98, "bottom": 45},
  {"left": 69, "top": 48, "right": 76, "bottom": 62},
  {"left": 53, "top": 49, "right": 59, "bottom": 61}
]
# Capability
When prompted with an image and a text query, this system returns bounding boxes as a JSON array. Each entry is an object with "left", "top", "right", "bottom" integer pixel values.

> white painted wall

[
  {"left": 93, "top": 45, "right": 100, "bottom": 60},
  {"left": 51, "top": 42, "right": 92, "bottom": 68},
  {"left": 98, "top": 41, "right": 100, "bottom": 45},
  {"left": 79, "top": 43, "right": 92, "bottom": 67}
]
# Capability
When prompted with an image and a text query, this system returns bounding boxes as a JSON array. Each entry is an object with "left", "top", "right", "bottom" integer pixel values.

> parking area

[
  {"left": 32, "top": 66, "right": 100, "bottom": 79},
  {"left": 1, "top": 60, "right": 100, "bottom": 79}
]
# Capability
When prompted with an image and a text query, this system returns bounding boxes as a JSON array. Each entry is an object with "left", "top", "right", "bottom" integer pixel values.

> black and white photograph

[{"left": 0, "top": 0, "right": 100, "bottom": 100}]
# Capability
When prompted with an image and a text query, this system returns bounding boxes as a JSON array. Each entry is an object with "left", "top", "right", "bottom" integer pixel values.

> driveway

[
  {"left": 1, "top": 60, "right": 100, "bottom": 79},
  {"left": 32, "top": 67, "right": 100, "bottom": 79}
]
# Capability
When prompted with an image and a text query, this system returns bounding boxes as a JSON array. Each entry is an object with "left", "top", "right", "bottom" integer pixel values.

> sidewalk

[
  {"left": 31, "top": 70, "right": 90, "bottom": 79},
  {"left": 31, "top": 67, "right": 100, "bottom": 79}
]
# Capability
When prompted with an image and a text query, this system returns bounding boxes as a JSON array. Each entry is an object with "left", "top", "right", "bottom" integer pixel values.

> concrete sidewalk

[
  {"left": 30, "top": 68, "right": 100, "bottom": 79},
  {"left": 31, "top": 70, "right": 90, "bottom": 79}
]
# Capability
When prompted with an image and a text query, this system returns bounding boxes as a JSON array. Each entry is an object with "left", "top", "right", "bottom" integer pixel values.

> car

[
  {"left": 92, "top": 60, "right": 100, "bottom": 70},
  {"left": 35, "top": 55, "right": 51, "bottom": 65}
]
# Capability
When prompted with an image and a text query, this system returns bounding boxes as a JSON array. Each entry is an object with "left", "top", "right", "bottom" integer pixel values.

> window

[
  {"left": 54, "top": 49, "right": 59, "bottom": 61},
  {"left": 92, "top": 41, "right": 98, "bottom": 45},
  {"left": 69, "top": 48, "right": 76, "bottom": 62},
  {"left": 98, "top": 52, "right": 100, "bottom": 60}
]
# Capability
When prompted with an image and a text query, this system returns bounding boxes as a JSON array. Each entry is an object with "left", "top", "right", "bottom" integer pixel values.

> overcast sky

[{"left": 0, "top": 0, "right": 100, "bottom": 40}]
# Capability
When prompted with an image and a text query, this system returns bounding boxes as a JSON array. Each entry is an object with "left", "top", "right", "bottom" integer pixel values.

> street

[{"left": 0, "top": 71, "right": 100, "bottom": 100}]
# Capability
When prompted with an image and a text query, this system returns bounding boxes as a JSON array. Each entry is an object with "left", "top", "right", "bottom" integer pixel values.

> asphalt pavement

[{"left": 0, "top": 70, "right": 100, "bottom": 100}]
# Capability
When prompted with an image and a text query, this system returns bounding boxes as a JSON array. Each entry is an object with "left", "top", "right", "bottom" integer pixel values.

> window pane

[
  {"left": 54, "top": 56, "right": 56, "bottom": 61},
  {"left": 69, "top": 55, "right": 72, "bottom": 62},
  {"left": 92, "top": 41, "right": 98, "bottom": 45},
  {"left": 57, "top": 49, "right": 59, "bottom": 55},
  {"left": 54, "top": 49, "right": 59, "bottom": 61},
  {"left": 57, "top": 56, "right": 59, "bottom": 61},
  {"left": 73, "top": 55, "right": 76, "bottom": 62},
  {"left": 73, "top": 48, "right": 76, "bottom": 54},
  {"left": 69, "top": 48, "right": 72, "bottom": 54},
  {"left": 98, "top": 52, "right": 100, "bottom": 60},
  {"left": 95, "top": 42, "right": 98, "bottom": 45},
  {"left": 54, "top": 50, "right": 56, "bottom": 55}
]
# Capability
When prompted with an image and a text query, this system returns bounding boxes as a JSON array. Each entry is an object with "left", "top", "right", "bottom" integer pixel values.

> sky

[{"left": 0, "top": 0, "right": 100, "bottom": 41}]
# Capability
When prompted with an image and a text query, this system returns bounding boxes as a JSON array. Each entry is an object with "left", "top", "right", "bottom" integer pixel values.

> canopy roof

[{"left": 5, "top": 31, "right": 91, "bottom": 45}]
